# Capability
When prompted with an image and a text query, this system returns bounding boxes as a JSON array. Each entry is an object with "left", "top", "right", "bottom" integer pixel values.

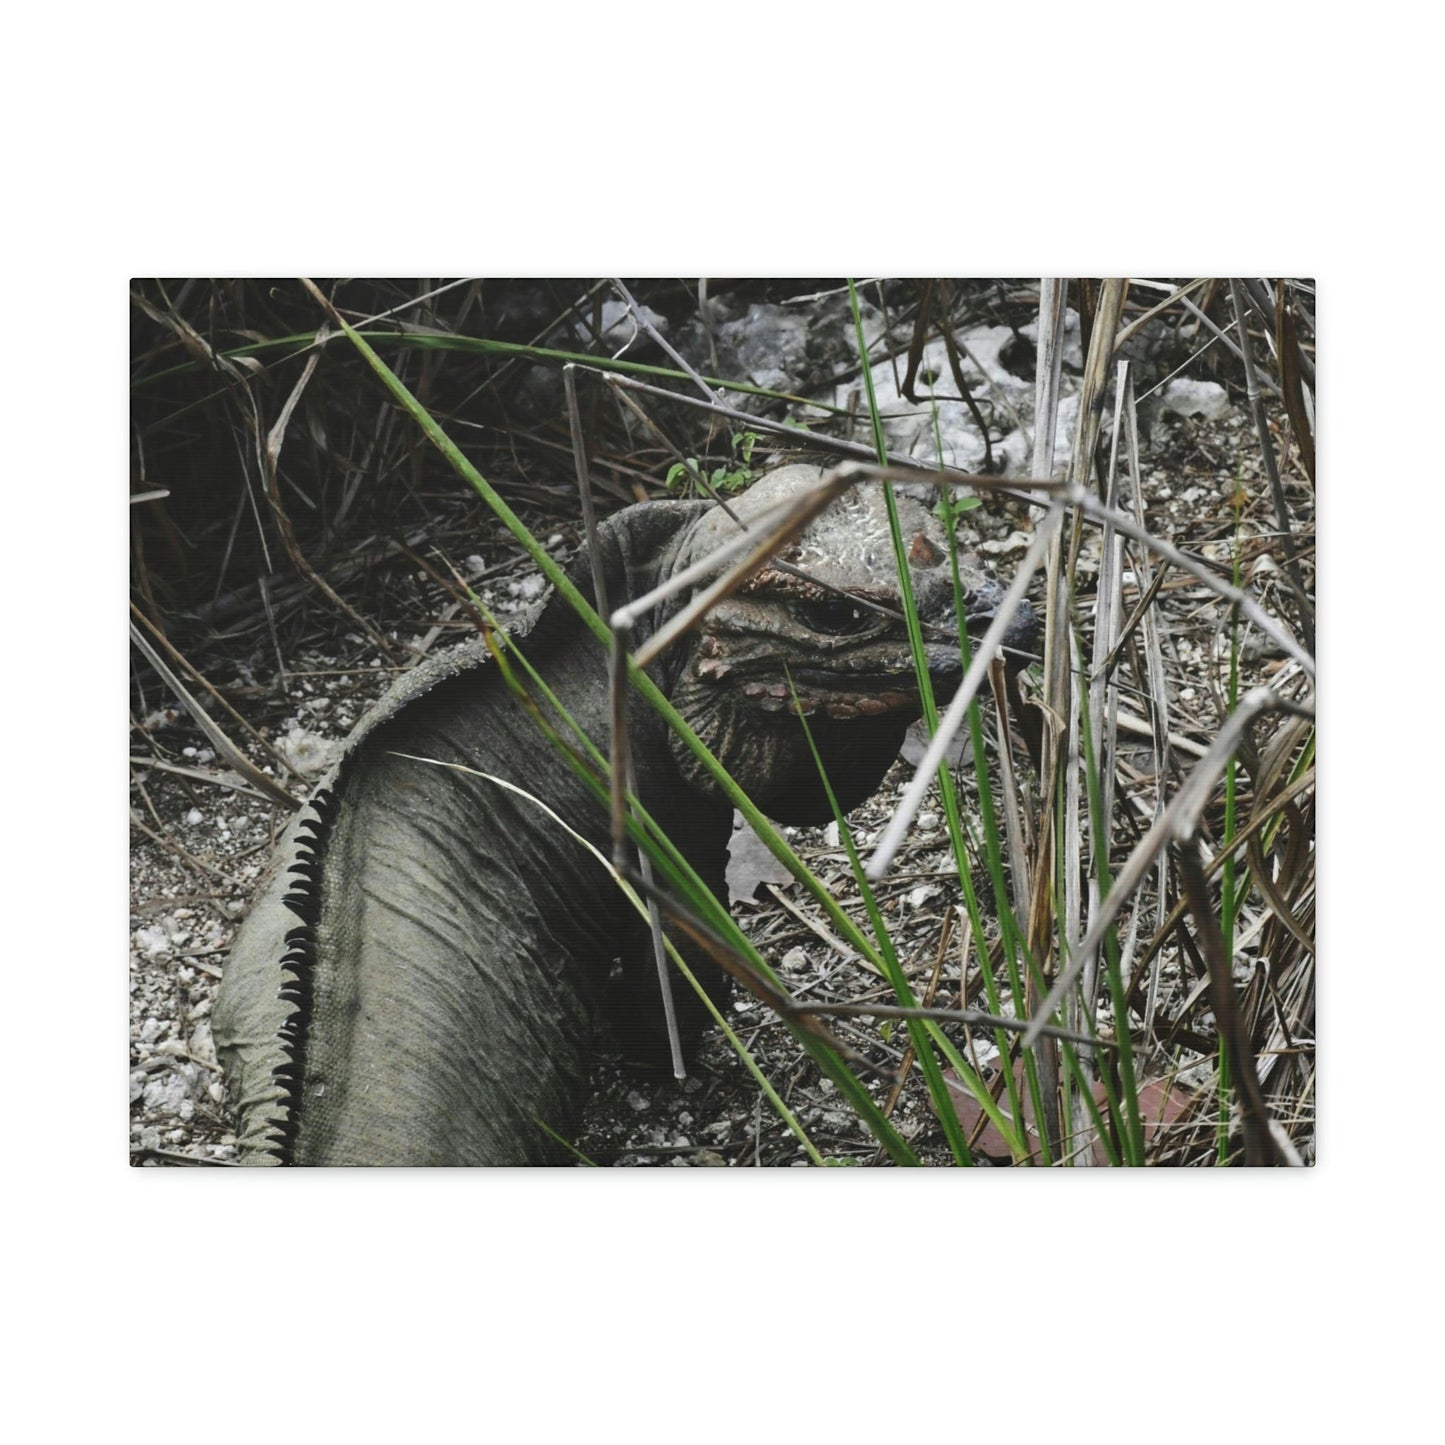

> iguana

[{"left": 213, "top": 464, "right": 1037, "bottom": 1165}]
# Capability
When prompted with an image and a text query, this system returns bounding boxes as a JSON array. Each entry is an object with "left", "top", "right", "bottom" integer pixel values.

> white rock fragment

[
  {"left": 188, "top": 1018, "right": 217, "bottom": 1068},
  {"left": 1019, "top": 309, "right": 1085, "bottom": 367},
  {"left": 508, "top": 574, "right": 547, "bottom": 602},
  {"left": 1158, "top": 378, "right": 1229, "bottom": 421},
  {"left": 979, "top": 529, "right": 1033, "bottom": 557},
  {"left": 278, "top": 726, "right": 341, "bottom": 781},
  {"left": 717, "top": 302, "right": 810, "bottom": 394},
  {"left": 596, "top": 299, "right": 668, "bottom": 350},
  {"left": 142, "top": 1073, "right": 182, "bottom": 1111},
  {"left": 134, "top": 926, "right": 171, "bottom": 959},
  {"left": 997, "top": 392, "right": 1080, "bottom": 477}
]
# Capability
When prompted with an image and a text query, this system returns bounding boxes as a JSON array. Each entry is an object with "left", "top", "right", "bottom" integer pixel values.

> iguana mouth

[{"left": 739, "top": 672, "right": 924, "bottom": 718}]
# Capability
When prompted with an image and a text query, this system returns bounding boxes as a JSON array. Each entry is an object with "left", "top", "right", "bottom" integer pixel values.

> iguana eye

[{"left": 797, "top": 596, "right": 870, "bottom": 636}]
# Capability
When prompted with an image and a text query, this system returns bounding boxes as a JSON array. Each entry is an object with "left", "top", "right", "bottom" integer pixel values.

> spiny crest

[{"left": 261, "top": 786, "right": 337, "bottom": 1163}]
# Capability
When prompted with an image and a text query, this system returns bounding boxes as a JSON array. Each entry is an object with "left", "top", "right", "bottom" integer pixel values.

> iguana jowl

[{"left": 213, "top": 465, "right": 1037, "bottom": 1165}]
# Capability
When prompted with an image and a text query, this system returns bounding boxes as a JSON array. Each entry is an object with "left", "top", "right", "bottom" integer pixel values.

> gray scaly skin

[{"left": 213, "top": 465, "right": 1037, "bottom": 1165}]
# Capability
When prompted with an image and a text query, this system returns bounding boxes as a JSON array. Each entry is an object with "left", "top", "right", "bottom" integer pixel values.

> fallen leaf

[{"left": 725, "top": 811, "right": 795, "bottom": 904}]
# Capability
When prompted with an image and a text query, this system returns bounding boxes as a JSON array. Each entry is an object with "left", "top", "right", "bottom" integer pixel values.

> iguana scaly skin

[{"left": 213, "top": 465, "right": 1036, "bottom": 1165}]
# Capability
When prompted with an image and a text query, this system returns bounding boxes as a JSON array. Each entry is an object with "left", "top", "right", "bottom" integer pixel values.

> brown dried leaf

[{"left": 940, "top": 1063, "right": 1197, "bottom": 1165}]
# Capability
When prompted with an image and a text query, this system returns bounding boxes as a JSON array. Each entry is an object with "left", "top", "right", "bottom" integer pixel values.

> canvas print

[{"left": 129, "top": 278, "right": 1316, "bottom": 1166}]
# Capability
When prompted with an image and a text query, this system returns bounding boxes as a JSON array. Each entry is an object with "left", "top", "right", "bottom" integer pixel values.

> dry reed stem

[{"left": 1022, "top": 683, "right": 1312, "bottom": 1050}]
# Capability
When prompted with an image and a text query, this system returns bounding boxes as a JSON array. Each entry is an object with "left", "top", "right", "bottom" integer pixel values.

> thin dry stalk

[
  {"left": 987, "top": 657, "right": 1033, "bottom": 920},
  {"left": 564, "top": 365, "right": 684, "bottom": 1077},
  {"left": 1037, "top": 278, "right": 1127, "bottom": 1158},
  {"left": 1022, "top": 684, "right": 1313, "bottom": 1050},
  {"left": 129, "top": 616, "right": 297, "bottom": 809},
  {"left": 1118, "top": 366, "right": 1174, "bottom": 1043},
  {"left": 1124, "top": 763, "right": 1316, "bottom": 1000},
  {"left": 866, "top": 509, "right": 1061, "bottom": 879},
  {"left": 1071, "top": 490, "right": 1314, "bottom": 678},
  {"left": 130, "top": 286, "right": 276, "bottom": 574},
  {"left": 1227, "top": 278, "right": 1316, "bottom": 653},
  {"left": 1113, "top": 278, "right": 1213, "bottom": 351},
  {"left": 1273, "top": 287, "right": 1316, "bottom": 485},
  {"left": 899, "top": 281, "right": 997, "bottom": 473},
  {"left": 609, "top": 278, "right": 720, "bottom": 406},
  {"left": 1176, "top": 843, "right": 1285, "bottom": 1166}
]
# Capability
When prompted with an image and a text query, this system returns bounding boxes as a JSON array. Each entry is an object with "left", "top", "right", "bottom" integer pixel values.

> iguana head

[{"left": 664, "top": 464, "right": 1036, "bottom": 823}]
